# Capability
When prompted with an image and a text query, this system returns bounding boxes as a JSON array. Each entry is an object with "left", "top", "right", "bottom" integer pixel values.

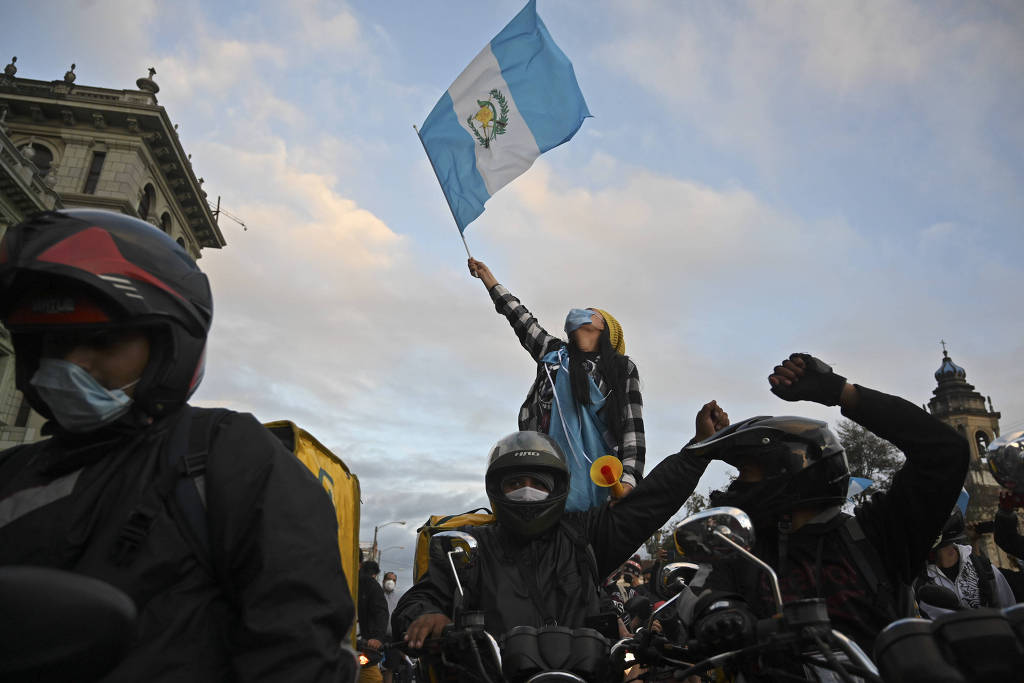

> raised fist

[{"left": 768, "top": 353, "right": 847, "bottom": 406}]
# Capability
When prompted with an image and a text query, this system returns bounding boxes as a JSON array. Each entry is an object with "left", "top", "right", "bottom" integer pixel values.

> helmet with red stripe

[{"left": 0, "top": 209, "right": 212, "bottom": 421}]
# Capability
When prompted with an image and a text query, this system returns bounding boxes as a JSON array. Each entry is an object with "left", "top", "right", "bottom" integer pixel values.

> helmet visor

[
  {"left": 500, "top": 471, "right": 555, "bottom": 495},
  {"left": 727, "top": 441, "right": 816, "bottom": 477}
]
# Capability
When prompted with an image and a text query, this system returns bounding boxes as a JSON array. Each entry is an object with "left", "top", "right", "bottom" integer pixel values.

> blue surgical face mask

[
  {"left": 30, "top": 358, "right": 138, "bottom": 433},
  {"left": 564, "top": 308, "right": 594, "bottom": 335}
]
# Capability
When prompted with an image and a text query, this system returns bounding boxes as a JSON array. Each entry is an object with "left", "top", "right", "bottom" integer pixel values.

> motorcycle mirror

[
  {"left": 0, "top": 567, "right": 136, "bottom": 682},
  {"left": 659, "top": 562, "right": 699, "bottom": 597},
  {"left": 648, "top": 563, "right": 702, "bottom": 625},
  {"left": 429, "top": 530, "right": 478, "bottom": 568},
  {"left": 429, "top": 531, "right": 478, "bottom": 610},
  {"left": 673, "top": 506, "right": 755, "bottom": 562},
  {"left": 674, "top": 506, "right": 783, "bottom": 616}
]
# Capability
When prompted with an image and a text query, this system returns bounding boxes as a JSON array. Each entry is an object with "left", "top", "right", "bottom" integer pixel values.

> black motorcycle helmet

[
  {"left": 932, "top": 507, "right": 967, "bottom": 550},
  {"left": 0, "top": 209, "right": 212, "bottom": 422},
  {"left": 687, "top": 415, "right": 849, "bottom": 525},
  {"left": 485, "top": 431, "right": 569, "bottom": 539}
]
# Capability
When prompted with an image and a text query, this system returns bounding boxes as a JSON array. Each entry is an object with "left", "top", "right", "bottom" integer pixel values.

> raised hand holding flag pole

[{"left": 415, "top": 0, "right": 590, "bottom": 254}]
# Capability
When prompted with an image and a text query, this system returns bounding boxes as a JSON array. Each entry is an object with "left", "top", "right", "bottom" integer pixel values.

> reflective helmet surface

[
  {"left": 485, "top": 431, "right": 569, "bottom": 539},
  {"left": 0, "top": 209, "right": 212, "bottom": 420},
  {"left": 987, "top": 430, "right": 1024, "bottom": 491},
  {"left": 689, "top": 415, "right": 850, "bottom": 518}
]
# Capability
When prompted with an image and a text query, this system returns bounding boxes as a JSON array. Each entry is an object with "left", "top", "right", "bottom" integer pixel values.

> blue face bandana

[
  {"left": 564, "top": 308, "right": 595, "bottom": 335},
  {"left": 30, "top": 358, "right": 137, "bottom": 433}
]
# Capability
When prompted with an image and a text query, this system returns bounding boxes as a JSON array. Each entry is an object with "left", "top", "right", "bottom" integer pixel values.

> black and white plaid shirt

[{"left": 489, "top": 284, "right": 645, "bottom": 487}]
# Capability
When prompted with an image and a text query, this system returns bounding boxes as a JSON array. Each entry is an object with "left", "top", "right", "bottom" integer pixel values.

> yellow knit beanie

[{"left": 592, "top": 308, "right": 625, "bottom": 355}]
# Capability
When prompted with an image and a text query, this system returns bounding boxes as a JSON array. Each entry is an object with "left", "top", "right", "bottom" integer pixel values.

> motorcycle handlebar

[{"left": 667, "top": 629, "right": 883, "bottom": 683}]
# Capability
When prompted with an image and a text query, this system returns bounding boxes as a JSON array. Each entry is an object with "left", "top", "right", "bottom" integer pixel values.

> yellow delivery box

[{"left": 265, "top": 420, "right": 361, "bottom": 645}]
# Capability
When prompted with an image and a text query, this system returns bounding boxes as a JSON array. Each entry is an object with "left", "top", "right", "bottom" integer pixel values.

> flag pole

[{"left": 413, "top": 125, "right": 472, "bottom": 259}]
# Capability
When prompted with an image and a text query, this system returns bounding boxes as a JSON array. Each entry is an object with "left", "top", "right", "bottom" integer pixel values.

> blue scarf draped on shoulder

[{"left": 542, "top": 347, "right": 611, "bottom": 512}]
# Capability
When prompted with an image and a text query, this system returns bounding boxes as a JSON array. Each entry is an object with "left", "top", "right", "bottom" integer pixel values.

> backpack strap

[
  {"left": 170, "top": 407, "right": 231, "bottom": 571},
  {"left": 838, "top": 515, "right": 914, "bottom": 619},
  {"left": 110, "top": 410, "right": 194, "bottom": 566},
  {"left": 110, "top": 406, "right": 230, "bottom": 572},
  {"left": 559, "top": 516, "right": 601, "bottom": 596},
  {"left": 969, "top": 552, "right": 997, "bottom": 607},
  {"left": 560, "top": 516, "right": 620, "bottom": 638}
]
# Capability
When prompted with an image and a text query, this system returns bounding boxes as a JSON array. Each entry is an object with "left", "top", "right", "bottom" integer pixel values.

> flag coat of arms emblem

[{"left": 418, "top": 0, "right": 591, "bottom": 233}]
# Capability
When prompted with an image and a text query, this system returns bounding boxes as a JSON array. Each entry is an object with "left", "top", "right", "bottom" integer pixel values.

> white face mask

[
  {"left": 383, "top": 579, "right": 396, "bottom": 592},
  {"left": 506, "top": 486, "right": 550, "bottom": 502}
]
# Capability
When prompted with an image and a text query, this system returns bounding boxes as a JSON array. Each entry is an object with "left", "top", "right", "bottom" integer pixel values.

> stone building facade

[
  {"left": 0, "top": 58, "right": 225, "bottom": 448},
  {"left": 0, "top": 121, "right": 61, "bottom": 445},
  {"left": 926, "top": 346, "right": 1019, "bottom": 570}
]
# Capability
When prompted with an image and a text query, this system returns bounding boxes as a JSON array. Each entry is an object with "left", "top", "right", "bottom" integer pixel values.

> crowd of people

[{"left": 0, "top": 208, "right": 1021, "bottom": 682}]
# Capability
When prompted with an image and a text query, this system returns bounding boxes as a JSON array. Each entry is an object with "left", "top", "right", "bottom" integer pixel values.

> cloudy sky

[{"left": 5, "top": 0, "right": 1023, "bottom": 581}]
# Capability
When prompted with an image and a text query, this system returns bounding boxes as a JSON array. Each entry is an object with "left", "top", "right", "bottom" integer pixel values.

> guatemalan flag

[{"left": 418, "top": 0, "right": 591, "bottom": 233}]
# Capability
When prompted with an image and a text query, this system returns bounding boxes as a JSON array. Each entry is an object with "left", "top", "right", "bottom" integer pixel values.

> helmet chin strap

[
  {"left": 119, "top": 377, "right": 141, "bottom": 393},
  {"left": 777, "top": 513, "right": 793, "bottom": 577}
]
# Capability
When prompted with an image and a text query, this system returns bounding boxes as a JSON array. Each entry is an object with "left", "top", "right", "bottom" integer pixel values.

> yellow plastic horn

[{"left": 590, "top": 455, "right": 625, "bottom": 499}]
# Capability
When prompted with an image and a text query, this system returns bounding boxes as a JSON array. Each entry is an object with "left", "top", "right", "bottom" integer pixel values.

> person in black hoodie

[
  {"left": 357, "top": 560, "right": 389, "bottom": 682},
  {"left": 994, "top": 489, "right": 1024, "bottom": 600},
  {"left": 681, "top": 352, "right": 970, "bottom": 656},
  {"left": 393, "top": 400, "right": 729, "bottom": 649}
]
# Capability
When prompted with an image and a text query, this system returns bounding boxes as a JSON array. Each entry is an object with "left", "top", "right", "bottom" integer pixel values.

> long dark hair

[{"left": 567, "top": 325, "right": 629, "bottom": 447}]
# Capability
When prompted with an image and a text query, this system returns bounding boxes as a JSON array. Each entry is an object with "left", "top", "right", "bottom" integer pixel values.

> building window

[
  {"left": 176, "top": 237, "right": 186, "bottom": 249},
  {"left": 976, "top": 431, "right": 991, "bottom": 457},
  {"left": 82, "top": 151, "right": 106, "bottom": 194},
  {"left": 161, "top": 212, "right": 172, "bottom": 234},
  {"left": 21, "top": 143, "right": 53, "bottom": 175},
  {"left": 138, "top": 183, "right": 156, "bottom": 220}
]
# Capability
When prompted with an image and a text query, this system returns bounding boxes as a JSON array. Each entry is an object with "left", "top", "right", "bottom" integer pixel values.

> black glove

[
  {"left": 770, "top": 353, "right": 847, "bottom": 406},
  {"left": 694, "top": 596, "right": 755, "bottom": 654}
]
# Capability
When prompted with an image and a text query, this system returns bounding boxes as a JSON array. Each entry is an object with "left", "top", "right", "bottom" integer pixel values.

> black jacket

[
  {"left": 358, "top": 573, "right": 390, "bottom": 641},
  {"left": 693, "top": 386, "right": 970, "bottom": 653},
  {"left": 392, "top": 449, "right": 710, "bottom": 636},
  {"left": 0, "top": 408, "right": 355, "bottom": 682}
]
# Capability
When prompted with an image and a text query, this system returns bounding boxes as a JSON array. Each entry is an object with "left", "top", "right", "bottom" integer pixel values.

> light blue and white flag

[
  {"left": 846, "top": 477, "right": 874, "bottom": 500},
  {"left": 956, "top": 487, "right": 969, "bottom": 517},
  {"left": 418, "top": 0, "right": 590, "bottom": 233}
]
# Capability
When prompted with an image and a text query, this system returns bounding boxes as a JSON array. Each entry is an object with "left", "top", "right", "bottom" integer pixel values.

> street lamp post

[{"left": 371, "top": 520, "right": 406, "bottom": 563}]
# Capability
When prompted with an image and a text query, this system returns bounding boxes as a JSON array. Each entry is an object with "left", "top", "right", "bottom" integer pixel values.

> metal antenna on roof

[{"left": 210, "top": 195, "right": 247, "bottom": 231}]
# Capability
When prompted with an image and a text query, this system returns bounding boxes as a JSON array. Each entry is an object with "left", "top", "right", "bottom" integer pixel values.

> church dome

[{"left": 935, "top": 350, "right": 966, "bottom": 382}]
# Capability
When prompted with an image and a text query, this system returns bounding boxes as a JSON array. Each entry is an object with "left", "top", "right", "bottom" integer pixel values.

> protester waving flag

[{"left": 417, "top": 0, "right": 590, "bottom": 237}]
